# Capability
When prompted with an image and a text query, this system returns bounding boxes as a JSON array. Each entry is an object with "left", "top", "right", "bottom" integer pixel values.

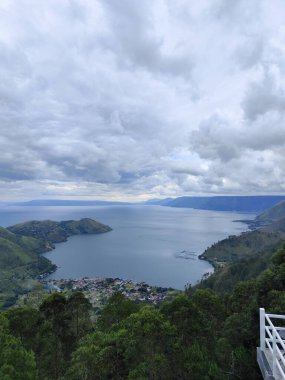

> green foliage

[
  {"left": 7, "top": 218, "right": 112, "bottom": 244},
  {"left": 5, "top": 307, "right": 40, "bottom": 351},
  {"left": 272, "top": 245, "right": 285, "bottom": 265},
  {"left": 97, "top": 292, "right": 139, "bottom": 331},
  {"left": 201, "top": 230, "right": 285, "bottom": 264},
  {"left": 67, "top": 330, "right": 128, "bottom": 380},
  {"left": 199, "top": 239, "right": 285, "bottom": 293},
  {"left": 0, "top": 218, "right": 111, "bottom": 308},
  {"left": 66, "top": 292, "right": 92, "bottom": 340},
  {"left": 2, "top": 245, "right": 285, "bottom": 379},
  {"left": 0, "top": 314, "right": 37, "bottom": 380}
]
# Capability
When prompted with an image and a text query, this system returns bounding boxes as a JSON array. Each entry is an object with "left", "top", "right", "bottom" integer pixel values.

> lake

[{"left": 0, "top": 205, "right": 254, "bottom": 289}]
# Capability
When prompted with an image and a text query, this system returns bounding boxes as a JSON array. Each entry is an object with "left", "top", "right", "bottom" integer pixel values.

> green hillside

[
  {"left": 199, "top": 199, "right": 285, "bottom": 293},
  {"left": 0, "top": 218, "right": 112, "bottom": 308},
  {"left": 0, "top": 227, "right": 55, "bottom": 308},
  {"left": 256, "top": 200, "right": 285, "bottom": 222},
  {"left": 7, "top": 218, "right": 112, "bottom": 244},
  {"left": 198, "top": 239, "right": 285, "bottom": 293},
  {"left": 199, "top": 230, "right": 285, "bottom": 266}
]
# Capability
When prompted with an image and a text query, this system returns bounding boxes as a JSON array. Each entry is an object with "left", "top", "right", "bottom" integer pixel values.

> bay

[{"left": 0, "top": 205, "right": 254, "bottom": 289}]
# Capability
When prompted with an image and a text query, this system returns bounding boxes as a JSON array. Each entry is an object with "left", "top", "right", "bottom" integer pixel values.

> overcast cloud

[{"left": 0, "top": 0, "right": 285, "bottom": 201}]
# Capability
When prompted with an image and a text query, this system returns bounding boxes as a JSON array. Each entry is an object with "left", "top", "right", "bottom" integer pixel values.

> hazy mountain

[
  {"left": 11, "top": 196, "right": 285, "bottom": 213},
  {"left": 161, "top": 195, "right": 285, "bottom": 213},
  {"left": 14, "top": 199, "right": 130, "bottom": 206},
  {"left": 142, "top": 198, "right": 174, "bottom": 205},
  {"left": 255, "top": 200, "right": 285, "bottom": 222}
]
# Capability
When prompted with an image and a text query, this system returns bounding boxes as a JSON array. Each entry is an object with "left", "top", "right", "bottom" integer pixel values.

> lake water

[{"left": 0, "top": 205, "right": 254, "bottom": 289}]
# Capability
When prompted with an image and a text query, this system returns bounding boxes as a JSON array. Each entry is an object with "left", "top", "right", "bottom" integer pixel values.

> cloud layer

[{"left": 1, "top": 0, "right": 285, "bottom": 200}]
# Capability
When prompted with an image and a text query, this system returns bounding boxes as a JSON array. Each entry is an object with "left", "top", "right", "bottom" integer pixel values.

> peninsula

[{"left": 0, "top": 218, "right": 112, "bottom": 307}]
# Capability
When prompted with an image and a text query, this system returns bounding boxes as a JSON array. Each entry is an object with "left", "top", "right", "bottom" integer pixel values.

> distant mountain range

[
  {"left": 9, "top": 195, "right": 285, "bottom": 213},
  {"left": 14, "top": 199, "right": 131, "bottom": 206},
  {"left": 145, "top": 195, "right": 285, "bottom": 213}
]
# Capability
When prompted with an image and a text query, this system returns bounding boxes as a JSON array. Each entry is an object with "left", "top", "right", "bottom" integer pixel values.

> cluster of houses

[{"left": 42, "top": 277, "right": 177, "bottom": 307}]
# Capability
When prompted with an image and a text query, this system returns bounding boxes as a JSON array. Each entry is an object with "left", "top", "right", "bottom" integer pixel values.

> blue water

[{"left": 0, "top": 205, "right": 254, "bottom": 289}]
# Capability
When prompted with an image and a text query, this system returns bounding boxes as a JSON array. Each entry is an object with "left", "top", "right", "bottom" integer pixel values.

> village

[{"left": 41, "top": 277, "right": 180, "bottom": 309}]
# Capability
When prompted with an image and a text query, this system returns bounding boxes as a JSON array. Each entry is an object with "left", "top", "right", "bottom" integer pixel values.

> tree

[
  {"left": 66, "top": 292, "right": 92, "bottom": 340},
  {"left": 38, "top": 293, "right": 70, "bottom": 379},
  {"left": 0, "top": 313, "right": 37, "bottom": 380},
  {"left": 5, "top": 307, "right": 40, "bottom": 351},
  {"left": 97, "top": 292, "right": 139, "bottom": 331},
  {"left": 121, "top": 306, "right": 175, "bottom": 380}
]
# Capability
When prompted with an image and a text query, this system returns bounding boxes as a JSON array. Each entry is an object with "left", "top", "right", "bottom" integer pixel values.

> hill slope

[
  {"left": 256, "top": 200, "right": 285, "bottom": 222},
  {"left": 198, "top": 199, "right": 285, "bottom": 293},
  {"left": 0, "top": 226, "right": 55, "bottom": 307},
  {"left": 199, "top": 230, "right": 285, "bottom": 265},
  {"left": 0, "top": 218, "right": 112, "bottom": 308},
  {"left": 7, "top": 218, "right": 112, "bottom": 244}
]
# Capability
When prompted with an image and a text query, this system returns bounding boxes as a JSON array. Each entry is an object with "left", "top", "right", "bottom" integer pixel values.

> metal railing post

[
  {"left": 260, "top": 308, "right": 265, "bottom": 351},
  {"left": 272, "top": 329, "right": 277, "bottom": 377}
]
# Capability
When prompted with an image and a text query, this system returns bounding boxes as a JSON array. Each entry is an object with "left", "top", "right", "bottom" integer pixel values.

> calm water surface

[{"left": 0, "top": 205, "right": 254, "bottom": 289}]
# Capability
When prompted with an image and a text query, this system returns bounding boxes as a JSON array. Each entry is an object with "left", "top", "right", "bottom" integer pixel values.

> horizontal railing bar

[
  {"left": 266, "top": 326, "right": 285, "bottom": 331},
  {"left": 266, "top": 313, "right": 285, "bottom": 319}
]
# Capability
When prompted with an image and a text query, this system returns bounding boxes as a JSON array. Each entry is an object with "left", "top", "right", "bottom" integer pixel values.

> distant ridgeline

[
  {"left": 11, "top": 195, "right": 285, "bottom": 212},
  {"left": 145, "top": 195, "right": 285, "bottom": 212},
  {"left": 0, "top": 218, "right": 111, "bottom": 308},
  {"left": 198, "top": 200, "right": 285, "bottom": 293}
]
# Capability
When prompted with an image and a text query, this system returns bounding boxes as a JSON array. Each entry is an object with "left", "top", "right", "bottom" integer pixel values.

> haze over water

[{"left": 0, "top": 205, "right": 254, "bottom": 289}]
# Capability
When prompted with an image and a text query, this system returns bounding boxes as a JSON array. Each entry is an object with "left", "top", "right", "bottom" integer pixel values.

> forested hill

[
  {"left": 0, "top": 218, "right": 112, "bottom": 308},
  {"left": 147, "top": 195, "right": 285, "bottom": 212},
  {"left": 7, "top": 218, "right": 112, "bottom": 245},
  {"left": 198, "top": 199, "right": 285, "bottom": 293}
]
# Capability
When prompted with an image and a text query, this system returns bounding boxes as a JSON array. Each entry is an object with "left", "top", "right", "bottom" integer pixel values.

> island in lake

[{"left": 0, "top": 218, "right": 112, "bottom": 307}]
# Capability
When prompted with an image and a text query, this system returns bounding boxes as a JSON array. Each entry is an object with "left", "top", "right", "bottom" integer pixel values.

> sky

[{"left": 1, "top": 0, "right": 285, "bottom": 201}]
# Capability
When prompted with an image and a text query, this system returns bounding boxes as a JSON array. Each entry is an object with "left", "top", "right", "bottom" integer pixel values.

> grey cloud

[
  {"left": 234, "top": 36, "right": 265, "bottom": 70},
  {"left": 0, "top": 0, "right": 285, "bottom": 200},
  {"left": 170, "top": 166, "right": 204, "bottom": 177},
  {"left": 101, "top": 0, "right": 193, "bottom": 79},
  {"left": 190, "top": 115, "right": 241, "bottom": 162},
  {"left": 242, "top": 69, "right": 285, "bottom": 121},
  {"left": 212, "top": 0, "right": 261, "bottom": 26}
]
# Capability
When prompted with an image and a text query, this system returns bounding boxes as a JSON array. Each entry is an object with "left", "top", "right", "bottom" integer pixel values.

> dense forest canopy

[{"left": 1, "top": 245, "right": 284, "bottom": 379}]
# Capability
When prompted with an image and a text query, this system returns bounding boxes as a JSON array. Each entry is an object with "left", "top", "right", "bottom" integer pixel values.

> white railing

[{"left": 260, "top": 308, "right": 285, "bottom": 379}]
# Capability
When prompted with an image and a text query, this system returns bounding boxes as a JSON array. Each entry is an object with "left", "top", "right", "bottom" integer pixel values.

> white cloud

[{"left": 0, "top": 0, "right": 285, "bottom": 200}]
